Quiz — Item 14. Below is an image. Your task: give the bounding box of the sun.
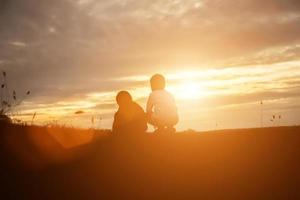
[171,81,202,100]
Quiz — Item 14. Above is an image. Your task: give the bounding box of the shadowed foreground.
[0,124,300,199]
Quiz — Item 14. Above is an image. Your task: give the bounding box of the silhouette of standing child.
[112,91,147,134]
[146,74,178,133]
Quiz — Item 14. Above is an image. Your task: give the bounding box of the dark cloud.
[93,103,116,110]
[0,0,300,107]
[223,45,300,67]
[203,0,300,15]
[201,87,300,108]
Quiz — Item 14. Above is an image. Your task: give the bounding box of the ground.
[0,123,300,199]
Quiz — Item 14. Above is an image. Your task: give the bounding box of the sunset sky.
[0,0,300,130]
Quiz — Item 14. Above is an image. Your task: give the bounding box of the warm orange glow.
[171,81,203,100]
[15,61,300,130]
[46,127,95,149]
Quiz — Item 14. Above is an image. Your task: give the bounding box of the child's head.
[116,91,132,107]
[150,74,165,91]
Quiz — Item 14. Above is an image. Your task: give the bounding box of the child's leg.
[147,113,159,126]
[147,113,157,127]
[165,116,178,133]
[147,114,166,133]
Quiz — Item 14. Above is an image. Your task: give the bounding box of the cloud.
[224,45,300,66]
[203,88,300,108]
[10,41,27,47]
[93,103,116,110]
[1,0,300,129]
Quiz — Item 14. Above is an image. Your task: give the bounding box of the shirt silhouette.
[112,91,147,134]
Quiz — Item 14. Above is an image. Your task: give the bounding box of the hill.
[0,123,300,199]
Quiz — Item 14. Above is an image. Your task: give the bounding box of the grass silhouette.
[0,71,30,123]
[0,122,299,199]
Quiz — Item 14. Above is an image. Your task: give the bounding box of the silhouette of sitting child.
[146,74,178,133]
[112,91,147,134]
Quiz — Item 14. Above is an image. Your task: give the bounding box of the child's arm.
[112,112,121,133]
[146,95,153,115]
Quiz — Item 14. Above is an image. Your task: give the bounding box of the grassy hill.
[0,123,300,199]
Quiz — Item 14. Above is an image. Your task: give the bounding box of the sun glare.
[172,81,202,100]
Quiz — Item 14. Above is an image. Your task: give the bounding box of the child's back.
[113,91,147,134]
[146,74,178,130]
